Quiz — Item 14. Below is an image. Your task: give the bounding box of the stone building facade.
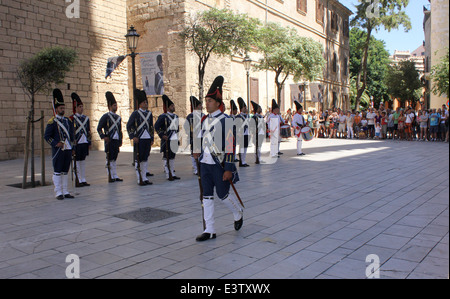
[0,0,351,160]
[423,0,449,109]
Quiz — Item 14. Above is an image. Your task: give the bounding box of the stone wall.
[0,0,129,161]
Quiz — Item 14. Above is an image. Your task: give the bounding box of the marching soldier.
[44,89,75,200]
[97,92,123,182]
[71,92,91,187]
[268,99,284,158]
[193,76,244,242]
[236,98,250,167]
[154,95,181,181]
[292,100,306,156]
[127,89,154,185]
[251,101,265,164]
[184,96,204,175]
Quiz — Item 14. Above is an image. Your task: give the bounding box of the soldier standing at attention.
[44,89,75,200]
[251,101,265,164]
[292,100,306,156]
[127,89,154,185]
[71,92,91,187]
[97,92,123,182]
[236,97,250,167]
[155,95,181,181]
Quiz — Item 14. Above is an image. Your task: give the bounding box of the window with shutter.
[297,0,307,14]
[316,0,324,24]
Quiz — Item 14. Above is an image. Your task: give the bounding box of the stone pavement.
[0,137,448,279]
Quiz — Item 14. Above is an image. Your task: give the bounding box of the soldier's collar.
[209,110,222,118]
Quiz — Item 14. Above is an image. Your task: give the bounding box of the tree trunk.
[198,62,205,101]
[22,111,31,189]
[31,94,35,187]
[355,24,373,110]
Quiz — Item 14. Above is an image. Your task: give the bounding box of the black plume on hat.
[105,91,117,107]
[272,99,279,110]
[206,76,224,102]
[190,96,201,112]
[71,92,82,115]
[251,101,260,113]
[134,89,148,106]
[162,94,174,113]
[230,100,238,112]
[71,92,83,107]
[294,100,303,111]
[53,89,65,111]
[237,97,246,110]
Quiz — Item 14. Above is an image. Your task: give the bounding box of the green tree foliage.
[385,59,423,105]
[430,48,449,98]
[255,22,326,106]
[349,27,390,109]
[351,0,411,109]
[180,8,260,100]
[17,46,77,187]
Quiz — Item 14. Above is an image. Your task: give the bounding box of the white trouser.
[222,193,244,221]
[297,135,303,155]
[53,173,70,197]
[76,160,87,183]
[202,193,244,234]
[135,161,148,183]
[163,159,175,179]
[191,156,198,174]
[347,126,354,139]
[106,161,119,179]
[239,147,247,164]
[203,196,215,234]
[53,173,63,197]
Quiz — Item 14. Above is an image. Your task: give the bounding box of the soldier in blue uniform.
[127,89,154,185]
[236,97,250,167]
[154,95,181,181]
[71,92,91,187]
[97,92,123,182]
[229,100,238,119]
[184,96,204,175]
[251,101,265,164]
[193,76,244,242]
[44,89,75,200]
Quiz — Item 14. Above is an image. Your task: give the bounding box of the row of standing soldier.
[43,87,265,200]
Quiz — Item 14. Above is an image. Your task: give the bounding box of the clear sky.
[339,0,429,55]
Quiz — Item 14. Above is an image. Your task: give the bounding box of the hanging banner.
[105,55,127,79]
[140,52,164,96]
[309,83,324,103]
[290,84,306,106]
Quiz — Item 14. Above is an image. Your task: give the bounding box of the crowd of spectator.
[273,104,449,143]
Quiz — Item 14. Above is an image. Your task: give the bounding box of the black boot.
[195,233,216,242]
[234,217,243,231]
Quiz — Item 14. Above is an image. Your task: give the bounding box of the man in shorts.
[429,109,440,141]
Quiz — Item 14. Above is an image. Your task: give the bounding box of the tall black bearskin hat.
[237,97,246,111]
[105,91,117,107]
[205,76,224,103]
[294,100,303,112]
[162,94,174,113]
[190,96,201,112]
